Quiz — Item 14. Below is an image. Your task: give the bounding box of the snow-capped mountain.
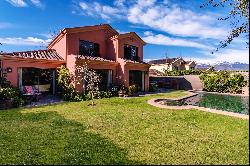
[196,62,249,71]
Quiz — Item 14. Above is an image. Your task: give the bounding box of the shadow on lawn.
[0,109,141,165]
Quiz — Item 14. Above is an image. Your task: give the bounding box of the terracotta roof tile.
[121,58,150,65]
[76,55,116,62]
[148,58,177,64]
[0,49,64,61]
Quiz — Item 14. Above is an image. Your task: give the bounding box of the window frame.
[79,40,100,57]
[124,44,139,61]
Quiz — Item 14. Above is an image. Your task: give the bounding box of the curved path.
[147,92,249,120]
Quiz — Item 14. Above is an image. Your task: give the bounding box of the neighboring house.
[148,57,196,73]
[0,24,150,94]
[149,69,164,76]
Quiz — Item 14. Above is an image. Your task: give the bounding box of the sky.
[0,0,249,64]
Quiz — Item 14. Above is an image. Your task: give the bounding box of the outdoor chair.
[23,86,42,103]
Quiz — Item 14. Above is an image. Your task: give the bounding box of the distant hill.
[196,62,249,71]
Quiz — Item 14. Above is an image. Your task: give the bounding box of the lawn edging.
[147,91,249,120]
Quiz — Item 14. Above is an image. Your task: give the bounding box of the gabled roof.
[0,49,64,61]
[48,24,119,49]
[148,58,177,64]
[112,32,146,45]
[148,57,195,65]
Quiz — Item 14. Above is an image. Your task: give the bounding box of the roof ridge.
[1,49,64,61]
[11,49,56,54]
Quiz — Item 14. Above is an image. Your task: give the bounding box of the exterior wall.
[152,60,196,72]
[3,26,150,92]
[1,59,63,87]
[67,30,106,59]
[117,37,144,61]
[73,59,118,93]
[185,62,196,70]
[50,35,67,60]
[171,60,186,71]
[150,75,203,90]
[66,30,118,61]
[150,64,167,73]
[107,39,117,61]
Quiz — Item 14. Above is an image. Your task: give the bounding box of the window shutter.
[94,43,100,57]
[136,47,138,61]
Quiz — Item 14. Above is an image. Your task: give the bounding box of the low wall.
[150,75,203,90]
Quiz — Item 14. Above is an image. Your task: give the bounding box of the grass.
[0,90,248,165]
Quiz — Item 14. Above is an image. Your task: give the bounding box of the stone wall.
[150,75,203,91]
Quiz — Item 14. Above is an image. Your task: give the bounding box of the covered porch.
[0,55,65,95]
[123,61,150,91]
[73,55,118,93]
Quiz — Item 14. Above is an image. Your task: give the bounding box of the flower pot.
[118,90,126,97]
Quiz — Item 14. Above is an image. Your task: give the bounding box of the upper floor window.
[173,66,179,71]
[124,44,138,61]
[79,40,100,57]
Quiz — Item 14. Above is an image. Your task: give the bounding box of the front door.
[129,70,145,91]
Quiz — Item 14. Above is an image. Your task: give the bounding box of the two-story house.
[0,24,150,94]
[148,57,196,73]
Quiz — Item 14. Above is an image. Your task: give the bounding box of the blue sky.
[0,0,249,64]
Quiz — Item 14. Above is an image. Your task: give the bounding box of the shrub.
[0,77,25,108]
[164,69,204,76]
[200,71,247,94]
[128,84,137,96]
[109,86,119,97]
[95,91,112,99]
[57,65,82,101]
[149,83,159,92]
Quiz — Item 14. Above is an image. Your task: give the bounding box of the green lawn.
[0,91,248,165]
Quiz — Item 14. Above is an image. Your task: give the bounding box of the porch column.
[52,70,56,95]
[142,71,145,91]
[17,68,22,90]
[107,70,113,88]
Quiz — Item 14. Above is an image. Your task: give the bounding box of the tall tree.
[201,0,249,52]
[75,62,101,106]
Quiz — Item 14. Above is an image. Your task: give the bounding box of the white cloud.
[128,1,227,39]
[77,1,124,20]
[143,32,212,49]
[137,0,156,7]
[189,49,249,64]
[5,0,44,8]
[0,37,52,46]
[74,0,228,40]
[30,0,44,9]
[144,31,154,36]
[5,0,27,7]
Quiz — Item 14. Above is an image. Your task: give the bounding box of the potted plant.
[118,84,127,97]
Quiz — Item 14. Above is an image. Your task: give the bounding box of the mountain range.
[196,62,249,71]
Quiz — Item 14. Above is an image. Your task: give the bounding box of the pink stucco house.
[0,24,150,94]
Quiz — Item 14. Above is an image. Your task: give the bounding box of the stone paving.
[24,95,64,108]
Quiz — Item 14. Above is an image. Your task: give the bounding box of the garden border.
[147,91,249,120]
